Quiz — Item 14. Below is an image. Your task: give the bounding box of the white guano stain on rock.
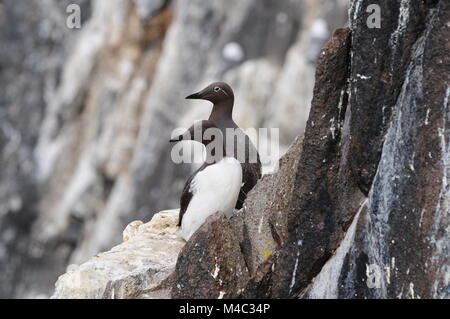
[212,264,220,279]
[430,86,450,298]
[307,199,368,299]
[390,0,410,47]
[289,250,300,294]
[356,74,371,80]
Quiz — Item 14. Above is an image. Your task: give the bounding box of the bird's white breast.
[177,157,242,241]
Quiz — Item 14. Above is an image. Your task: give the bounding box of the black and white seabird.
[170,120,242,241]
[185,82,262,209]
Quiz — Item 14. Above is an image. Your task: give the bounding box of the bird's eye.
[214,87,220,92]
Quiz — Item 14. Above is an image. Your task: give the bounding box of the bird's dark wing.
[178,163,208,226]
[178,185,193,227]
[236,161,261,209]
[234,132,262,209]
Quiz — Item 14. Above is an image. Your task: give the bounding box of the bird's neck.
[209,100,234,122]
[204,144,226,165]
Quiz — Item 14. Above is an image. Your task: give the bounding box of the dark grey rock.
[172,0,449,299]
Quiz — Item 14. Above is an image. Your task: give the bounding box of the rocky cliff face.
[0,0,348,298]
[170,0,448,299]
[3,0,449,299]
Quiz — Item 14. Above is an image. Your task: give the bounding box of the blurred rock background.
[0,0,348,298]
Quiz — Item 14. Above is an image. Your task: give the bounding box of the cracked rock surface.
[52,209,184,299]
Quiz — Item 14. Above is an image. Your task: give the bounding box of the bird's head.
[185,82,234,105]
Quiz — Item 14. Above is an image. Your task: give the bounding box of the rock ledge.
[51,209,184,299]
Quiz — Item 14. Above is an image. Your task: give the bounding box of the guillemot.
[185,82,262,209]
[170,120,242,241]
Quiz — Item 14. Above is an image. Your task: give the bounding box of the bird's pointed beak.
[169,135,183,143]
[185,92,202,100]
